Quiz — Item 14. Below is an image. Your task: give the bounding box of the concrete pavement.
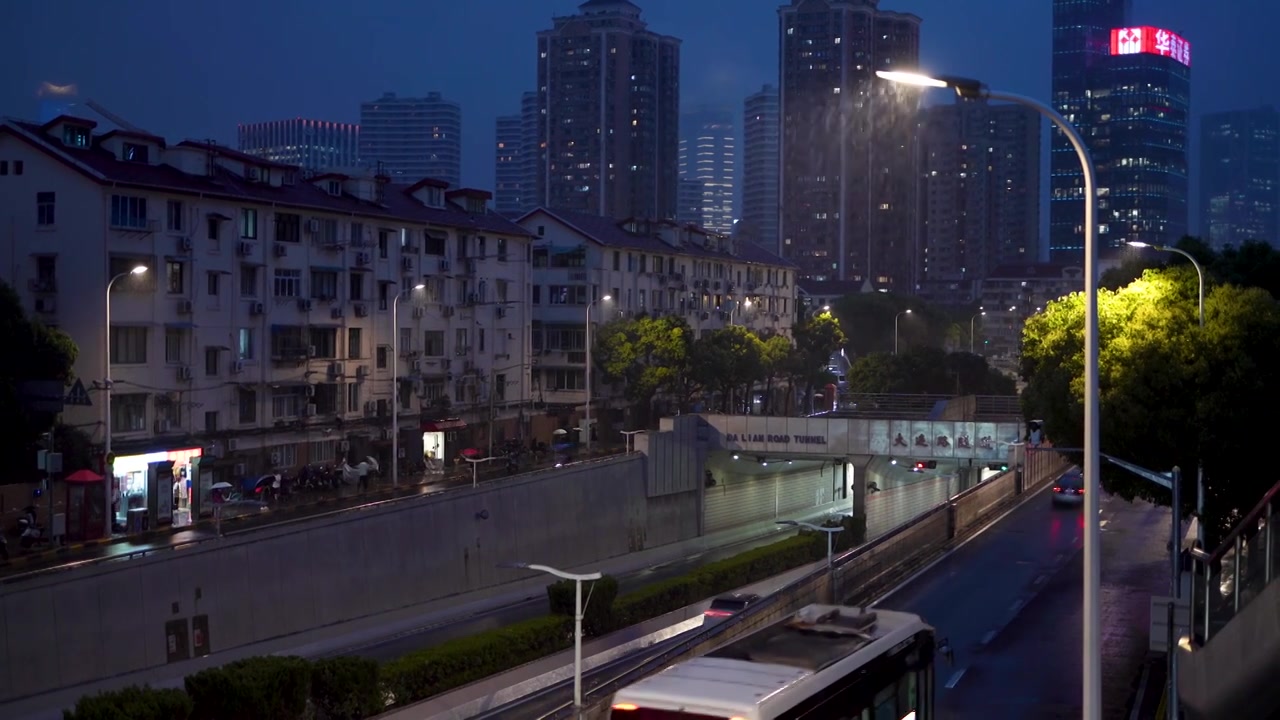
[880,483,1171,719]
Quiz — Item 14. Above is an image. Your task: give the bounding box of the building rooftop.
[708,605,890,673]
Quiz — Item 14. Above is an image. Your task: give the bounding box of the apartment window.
[240,208,258,239]
[496,237,508,262]
[63,125,90,147]
[346,383,361,414]
[532,286,541,304]
[110,327,147,364]
[167,200,184,232]
[36,192,55,226]
[275,213,301,243]
[478,328,486,353]
[423,232,446,256]
[34,256,56,290]
[110,394,147,433]
[316,218,339,246]
[269,444,299,467]
[237,388,257,424]
[613,251,621,271]
[545,369,585,391]
[309,327,338,358]
[271,386,308,419]
[495,373,507,401]
[349,272,365,301]
[166,261,185,294]
[548,285,587,305]
[347,328,362,359]
[110,195,148,229]
[204,347,219,376]
[207,216,220,242]
[240,265,258,296]
[273,268,301,297]
[454,328,468,353]
[399,328,412,354]
[12,161,22,175]
[496,279,509,303]
[378,229,391,259]
[423,330,445,356]
[350,222,364,246]
[270,325,305,358]
[0,161,6,175]
[154,396,179,431]
[545,328,585,351]
[311,270,339,300]
[376,345,389,370]
[165,327,187,364]
[207,271,220,297]
[204,411,218,434]
[312,383,340,414]
[237,328,255,360]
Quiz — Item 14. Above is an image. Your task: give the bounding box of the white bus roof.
[612,605,930,719]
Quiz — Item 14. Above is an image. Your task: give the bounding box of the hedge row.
[67,518,860,718]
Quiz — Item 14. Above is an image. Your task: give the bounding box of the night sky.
[3,0,1276,234]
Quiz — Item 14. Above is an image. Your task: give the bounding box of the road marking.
[1100,520,1110,528]
[1033,573,1048,586]
[981,630,997,646]
[945,668,968,689]
[1009,598,1024,614]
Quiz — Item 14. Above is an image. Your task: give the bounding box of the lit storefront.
[421,418,466,471]
[111,447,203,532]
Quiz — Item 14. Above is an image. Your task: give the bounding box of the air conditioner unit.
[230,360,244,374]
[177,299,193,314]
[439,259,451,272]
[356,365,369,379]
[298,298,313,312]
[353,303,369,317]
[250,301,265,315]
[338,440,350,452]
[237,242,254,256]
[329,361,344,378]
[274,243,288,258]
[465,258,478,274]
[270,451,282,466]
[178,365,193,381]
[234,462,246,475]
[227,439,239,452]
[305,384,316,398]
[400,257,413,271]
[441,358,452,370]
[331,307,344,319]
[178,237,193,253]
[306,345,317,358]
[495,306,507,319]
[356,252,371,266]
[411,358,423,373]
[307,218,320,233]
[304,404,318,417]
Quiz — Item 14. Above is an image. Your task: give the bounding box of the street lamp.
[1129,241,1207,528]
[970,308,986,354]
[104,264,147,536]
[584,294,611,456]
[893,309,912,355]
[464,455,502,487]
[879,69,1102,720]
[501,561,603,712]
[390,283,425,487]
[777,520,842,570]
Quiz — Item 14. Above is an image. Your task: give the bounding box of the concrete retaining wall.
[0,454,695,703]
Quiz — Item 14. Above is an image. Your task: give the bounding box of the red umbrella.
[65,469,104,483]
[460,447,481,458]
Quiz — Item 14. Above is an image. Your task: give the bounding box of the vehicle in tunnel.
[703,593,761,623]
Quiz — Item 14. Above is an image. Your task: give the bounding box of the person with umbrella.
[209,481,233,535]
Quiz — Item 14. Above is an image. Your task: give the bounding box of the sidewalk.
[0,504,836,720]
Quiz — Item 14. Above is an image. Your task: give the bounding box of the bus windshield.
[611,707,731,720]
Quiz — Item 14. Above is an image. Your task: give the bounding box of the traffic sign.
[65,379,93,407]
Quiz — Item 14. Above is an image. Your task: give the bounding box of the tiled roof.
[3,118,531,238]
[525,207,797,268]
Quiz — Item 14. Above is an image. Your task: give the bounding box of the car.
[703,592,760,622]
[1052,469,1085,506]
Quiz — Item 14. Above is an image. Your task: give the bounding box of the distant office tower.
[1050,0,1132,259]
[677,178,704,226]
[743,85,781,254]
[1091,26,1191,249]
[359,92,462,186]
[919,98,1041,304]
[520,91,540,212]
[494,114,526,215]
[778,0,922,289]
[237,119,360,174]
[1201,107,1280,249]
[537,0,680,220]
[679,109,736,232]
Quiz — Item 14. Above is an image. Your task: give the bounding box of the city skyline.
[4,0,1272,236]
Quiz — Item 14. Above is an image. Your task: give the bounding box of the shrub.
[611,574,708,627]
[546,574,620,636]
[185,655,311,720]
[311,656,384,720]
[381,614,571,708]
[63,685,192,720]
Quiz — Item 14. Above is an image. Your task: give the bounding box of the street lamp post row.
[969,308,986,354]
[104,265,148,539]
[893,309,912,355]
[878,70,1103,720]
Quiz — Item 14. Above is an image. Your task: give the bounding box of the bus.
[609,604,937,720]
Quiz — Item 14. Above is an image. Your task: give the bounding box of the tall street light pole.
[104,265,147,538]
[893,309,912,355]
[390,283,425,488]
[584,294,611,456]
[969,308,986,354]
[879,69,1102,720]
[501,562,602,712]
[1129,241,1207,530]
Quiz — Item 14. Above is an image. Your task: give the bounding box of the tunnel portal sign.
[724,433,827,447]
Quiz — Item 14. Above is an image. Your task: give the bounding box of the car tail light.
[704,609,734,617]
[1053,486,1061,492]
[612,703,638,711]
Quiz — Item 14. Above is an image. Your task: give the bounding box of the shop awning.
[422,419,467,432]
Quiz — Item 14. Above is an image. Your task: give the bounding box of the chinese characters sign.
[1111,27,1191,67]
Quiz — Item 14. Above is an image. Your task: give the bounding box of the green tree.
[1020,267,1280,540]
[691,326,764,412]
[0,281,79,483]
[831,293,962,355]
[847,348,1015,395]
[593,314,692,426]
[785,313,847,413]
[758,334,794,415]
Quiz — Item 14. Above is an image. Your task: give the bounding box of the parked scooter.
[18,506,46,549]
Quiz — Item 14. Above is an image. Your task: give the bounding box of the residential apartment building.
[977,263,1085,356]
[237,118,361,175]
[679,109,737,233]
[536,0,681,220]
[742,85,781,254]
[778,0,922,289]
[919,98,1041,305]
[0,114,532,516]
[516,207,797,427]
[359,92,462,187]
[1200,106,1280,249]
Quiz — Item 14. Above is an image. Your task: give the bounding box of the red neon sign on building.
[1111,27,1191,67]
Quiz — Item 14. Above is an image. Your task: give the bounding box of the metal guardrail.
[0,452,638,587]
[466,452,1071,719]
